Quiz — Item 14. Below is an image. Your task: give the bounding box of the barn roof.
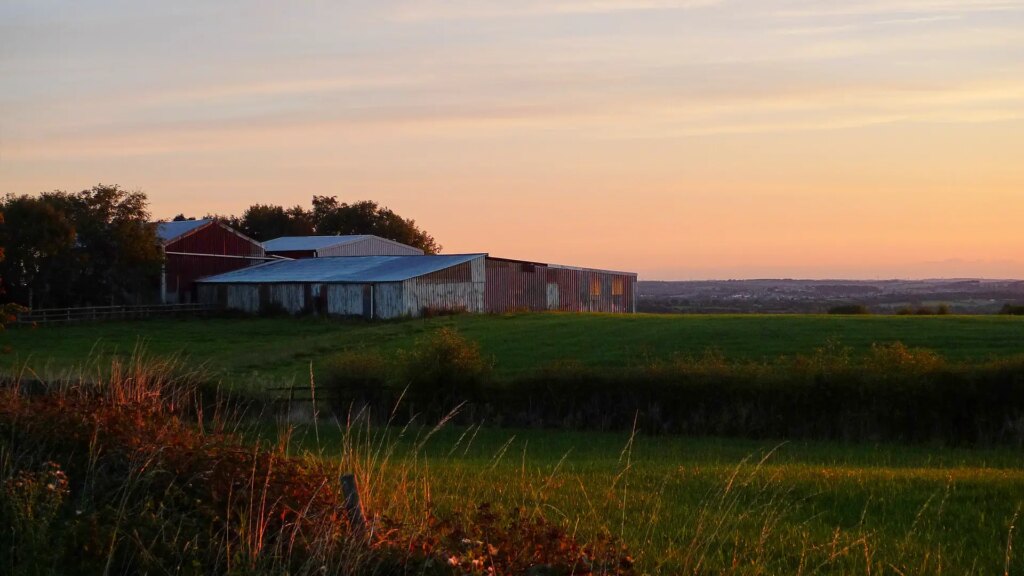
[197,254,485,284]
[154,219,213,243]
[263,235,377,251]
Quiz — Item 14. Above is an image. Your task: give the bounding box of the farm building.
[195,254,636,318]
[155,219,272,303]
[263,235,424,258]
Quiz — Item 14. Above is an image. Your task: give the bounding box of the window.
[590,277,602,298]
[612,277,624,296]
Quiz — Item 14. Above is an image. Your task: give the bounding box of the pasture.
[302,423,1024,574]
[3,313,1024,573]
[5,313,1024,387]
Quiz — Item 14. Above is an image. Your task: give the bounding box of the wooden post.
[340,473,366,535]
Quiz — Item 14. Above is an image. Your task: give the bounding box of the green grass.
[285,423,1024,574]
[5,313,1024,389]
[5,314,1024,572]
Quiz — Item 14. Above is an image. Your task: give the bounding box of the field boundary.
[15,303,211,325]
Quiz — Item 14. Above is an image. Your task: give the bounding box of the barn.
[196,254,485,318]
[195,254,637,317]
[263,235,424,258]
[155,219,271,303]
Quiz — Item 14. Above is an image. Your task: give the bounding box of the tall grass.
[0,352,634,575]
[1,349,1021,574]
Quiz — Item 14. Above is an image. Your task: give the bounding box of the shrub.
[0,354,634,575]
[0,461,69,574]
[398,327,492,405]
[827,304,870,315]
[895,305,950,315]
[1,303,27,330]
[1000,303,1024,315]
[321,349,392,411]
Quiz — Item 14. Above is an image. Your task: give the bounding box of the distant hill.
[638,279,1024,314]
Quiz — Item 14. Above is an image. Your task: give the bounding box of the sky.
[1,0,1022,280]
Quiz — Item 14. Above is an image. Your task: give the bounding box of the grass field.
[5,313,1024,388]
[284,421,1024,574]
[4,313,1024,573]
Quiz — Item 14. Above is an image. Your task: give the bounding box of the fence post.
[340,473,366,535]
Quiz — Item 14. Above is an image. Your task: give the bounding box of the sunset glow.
[2,1,1022,279]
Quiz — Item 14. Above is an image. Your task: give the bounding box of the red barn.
[154,219,270,303]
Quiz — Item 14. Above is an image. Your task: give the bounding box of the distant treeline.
[319,328,1024,446]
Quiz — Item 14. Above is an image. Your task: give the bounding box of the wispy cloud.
[388,0,722,21]
[776,0,1024,18]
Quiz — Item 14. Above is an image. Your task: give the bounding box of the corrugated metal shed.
[263,235,424,257]
[196,254,486,319]
[198,254,485,284]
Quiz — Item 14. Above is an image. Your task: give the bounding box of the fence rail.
[15,303,211,325]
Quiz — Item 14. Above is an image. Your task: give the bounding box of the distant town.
[638,278,1024,314]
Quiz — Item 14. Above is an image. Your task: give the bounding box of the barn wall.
[164,223,266,302]
[402,260,485,316]
[319,237,424,257]
[484,258,549,313]
[268,284,306,314]
[373,283,405,319]
[225,285,260,313]
[545,267,636,313]
[326,284,365,316]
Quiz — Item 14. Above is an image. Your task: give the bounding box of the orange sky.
[2,1,1022,279]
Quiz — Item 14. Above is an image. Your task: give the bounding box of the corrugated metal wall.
[403,260,485,315]
[319,237,424,257]
[326,284,364,315]
[196,255,635,318]
[545,267,636,313]
[484,258,549,313]
[374,284,405,318]
[165,223,266,302]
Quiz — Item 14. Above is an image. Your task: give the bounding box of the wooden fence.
[15,303,211,325]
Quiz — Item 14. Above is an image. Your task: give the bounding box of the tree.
[0,185,162,308]
[310,196,440,253]
[0,194,76,307]
[62,185,163,305]
[235,204,314,242]
[0,209,28,329]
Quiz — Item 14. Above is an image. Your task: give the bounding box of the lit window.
[590,277,602,298]
[612,278,624,296]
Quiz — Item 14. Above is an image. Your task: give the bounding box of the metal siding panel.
[326,284,364,315]
[484,258,548,313]
[268,284,305,313]
[373,283,404,319]
[226,285,260,313]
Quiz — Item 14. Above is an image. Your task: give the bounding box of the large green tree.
[0,195,76,307]
[225,197,440,253]
[0,185,162,308]
[229,204,314,242]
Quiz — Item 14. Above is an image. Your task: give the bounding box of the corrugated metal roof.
[263,235,373,251]
[154,219,212,243]
[197,254,485,283]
